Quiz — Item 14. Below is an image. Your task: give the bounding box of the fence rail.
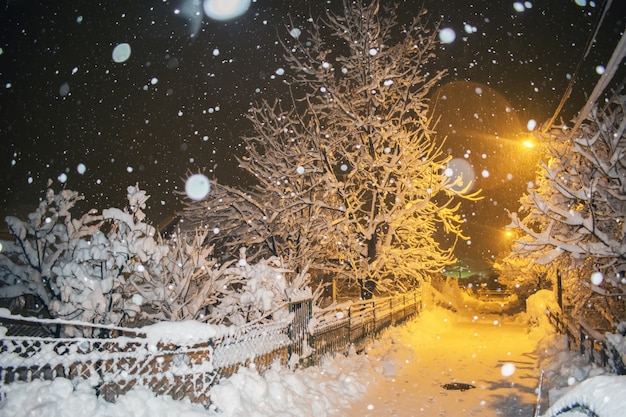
[474,289,512,301]
[0,290,421,406]
[546,308,626,375]
[311,291,420,364]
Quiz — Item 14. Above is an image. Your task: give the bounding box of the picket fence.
[0,290,421,406]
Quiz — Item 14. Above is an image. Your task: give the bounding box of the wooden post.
[556,270,563,311]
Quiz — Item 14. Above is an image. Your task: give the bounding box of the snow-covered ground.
[342,309,542,416]
[1,291,625,417]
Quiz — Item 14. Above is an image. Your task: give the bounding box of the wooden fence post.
[579,327,585,355]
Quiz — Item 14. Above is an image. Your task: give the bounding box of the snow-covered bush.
[0,182,98,316]
[207,248,309,326]
[0,184,170,334]
[1,183,313,333]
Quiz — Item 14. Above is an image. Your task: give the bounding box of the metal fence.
[546,308,626,375]
[0,314,292,405]
[311,291,421,364]
[0,290,421,406]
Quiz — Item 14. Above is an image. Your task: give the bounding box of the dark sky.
[1,0,624,267]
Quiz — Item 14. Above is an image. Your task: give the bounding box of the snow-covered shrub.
[0,183,97,314]
[208,248,309,326]
[0,184,172,334]
[1,181,319,334]
[134,226,234,323]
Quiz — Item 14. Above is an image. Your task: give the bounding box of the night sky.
[1,0,624,268]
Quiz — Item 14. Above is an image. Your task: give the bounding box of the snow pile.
[537,333,607,403]
[526,289,561,329]
[0,346,375,417]
[209,357,372,416]
[529,290,626,412]
[541,375,626,417]
[529,290,603,404]
[143,320,229,345]
[428,277,516,314]
[0,378,208,417]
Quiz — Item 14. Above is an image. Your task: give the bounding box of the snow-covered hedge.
[0,184,310,334]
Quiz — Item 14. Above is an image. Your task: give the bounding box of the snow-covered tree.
[180,181,279,263]
[508,91,626,327]
[235,0,476,293]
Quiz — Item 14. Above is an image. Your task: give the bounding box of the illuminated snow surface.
[1,289,625,416]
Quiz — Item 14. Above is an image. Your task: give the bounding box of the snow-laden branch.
[508,90,626,326]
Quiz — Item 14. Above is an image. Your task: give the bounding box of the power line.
[541,0,614,132]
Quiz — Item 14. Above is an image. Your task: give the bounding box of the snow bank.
[536,333,607,404]
[0,352,375,417]
[208,356,372,417]
[526,289,560,329]
[428,278,516,314]
[0,378,208,417]
[541,375,626,417]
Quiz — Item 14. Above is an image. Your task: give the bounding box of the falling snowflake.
[203,0,251,21]
[439,28,456,44]
[112,43,131,63]
[185,174,211,200]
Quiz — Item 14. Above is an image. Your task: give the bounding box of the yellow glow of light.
[522,140,535,149]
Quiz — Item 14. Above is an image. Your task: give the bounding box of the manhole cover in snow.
[441,382,476,391]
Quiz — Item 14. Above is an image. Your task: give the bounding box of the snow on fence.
[546,308,626,375]
[311,291,421,364]
[0,291,421,406]
[0,313,292,405]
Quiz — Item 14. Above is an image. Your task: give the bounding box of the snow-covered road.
[343,309,545,416]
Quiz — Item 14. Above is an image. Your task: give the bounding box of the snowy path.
[342,309,544,416]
